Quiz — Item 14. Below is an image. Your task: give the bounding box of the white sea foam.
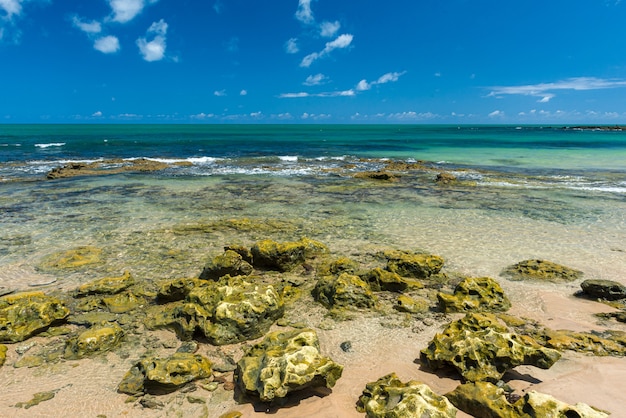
[35,143,66,148]
[278,156,298,162]
[124,156,219,165]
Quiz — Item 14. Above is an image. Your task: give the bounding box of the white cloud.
[214,89,226,97]
[356,71,405,91]
[94,35,120,53]
[72,16,102,34]
[300,33,353,67]
[240,89,247,96]
[356,79,370,91]
[279,89,354,98]
[303,73,327,86]
[320,20,340,38]
[136,19,167,62]
[488,110,504,117]
[191,112,216,120]
[92,111,103,117]
[0,0,22,19]
[295,0,314,24]
[108,0,157,24]
[285,37,299,54]
[488,77,626,102]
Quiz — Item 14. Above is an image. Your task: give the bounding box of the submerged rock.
[501,259,583,283]
[580,279,626,301]
[102,291,145,314]
[38,246,103,270]
[447,382,608,418]
[235,328,343,403]
[438,276,511,313]
[250,237,328,272]
[199,250,253,281]
[0,291,70,343]
[118,352,213,395]
[357,373,457,418]
[420,313,561,383]
[75,271,134,297]
[64,324,125,360]
[383,250,444,279]
[313,273,377,310]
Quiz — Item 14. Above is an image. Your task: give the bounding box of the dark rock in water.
[382,250,444,279]
[157,277,205,303]
[199,250,253,281]
[250,237,328,272]
[340,341,352,352]
[64,324,125,360]
[313,273,377,310]
[446,381,609,418]
[118,352,212,395]
[0,291,70,343]
[437,276,511,313]
[235,328,343,403]
[356,373,457,417]
[435,172,457,184]
[353,170,398,181]
[501,259,583,282]
[74,271,135,297]
[581,279,626,301]
[420,313,561,383]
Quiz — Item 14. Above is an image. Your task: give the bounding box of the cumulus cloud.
[320,20,340,37]
[214,89,226,97]
[488,77,626,102]
[295,0,314,24]
[92,111,103,117]
[300,33,353,67]
[72,16,102,34]
[488,110,504,117]
[94,35,120,53]
[240,89,247,96]
[0,0,22,20]
[356,79,370,91]
[285,37,299,54]
[136,19,167,62]
[356,71,406,91]
[303,73,327,86]
[108,0,158,24]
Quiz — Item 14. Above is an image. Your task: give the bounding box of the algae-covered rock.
[38,245,103,270]
[501,259,583,283]
[146,277,284,345]
[250,237,328,272]
[0,344,6,366]
[580,279,626,301]
[361,267,423,292]
[420,313,561,383]
[357,373,457,418]
[199,250,253,281]
[395,295,430,314]
[383,250,444,279]
[438,276,511,313]
[529,328,626,356]
[157,277,206,302]
[118,352,213,395]
[313,273,377,310]
[321,257,360,276]
[64,324,124,360]
[235,328,343,403]
[102,291,145,314]
[0,292,70,343]
[446,382,608,418]
[75,271,134,297]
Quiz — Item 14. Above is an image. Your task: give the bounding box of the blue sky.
[2,0,626,124]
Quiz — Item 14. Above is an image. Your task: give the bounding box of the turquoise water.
[0,124,625,292]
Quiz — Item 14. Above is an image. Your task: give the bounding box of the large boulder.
[118,352,212,395]
[580,279,626,301]
[146,276,284,345]
[0,291,70,343]
[199,250,253,280]
[501,259,583,283]
[383,250,444,279]
[64,324,125,359]
[313,273,377,310]
[447,382,608,418]
[250,237,328,272]
[357,373,458,417]
[235,328,343,403]
[420,313,561,383]
[438,276,511,313]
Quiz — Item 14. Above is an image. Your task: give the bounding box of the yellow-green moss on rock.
[313,273,377,310]
[0,344,6,366]
[64,324,125,360]
[199,250,253,281]
[420,313,561,383]
[118,352,213,395]
[383,250,444,279]
[361,267,423,292]
[38,245,103,270]
[75,271,134,297]
[235,328,343,403]
[0,291,70,343]
[501,259,583,283]
[438,276,511,313]
[357,373,458,417]
[250,237,328,272]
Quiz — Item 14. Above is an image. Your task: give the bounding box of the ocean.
[1,124,625,290]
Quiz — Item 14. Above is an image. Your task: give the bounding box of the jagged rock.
[420,313,561,383]
[438,276,511,313]
[235,328,343,403]
[435,172,458,185]
[250,237,328,272]
[118,352,213,395]
[313,273,377,310]
[383,250,444,279]
[361,267,423,292]
[395,295,430,314]
[0,291,70,343]
[75,271,134,296]
[157,277,206,302]
[580,279,626,301]
[0,344,6,366]
[322,257,360,275]
[146,276,284,345]
[38,246,103,270]
[357,373,458,417]
[529,328,626,356]
[501,259,583,282]
[446,382,608,418]
[64,324,125,359]
[199,250,253,280]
